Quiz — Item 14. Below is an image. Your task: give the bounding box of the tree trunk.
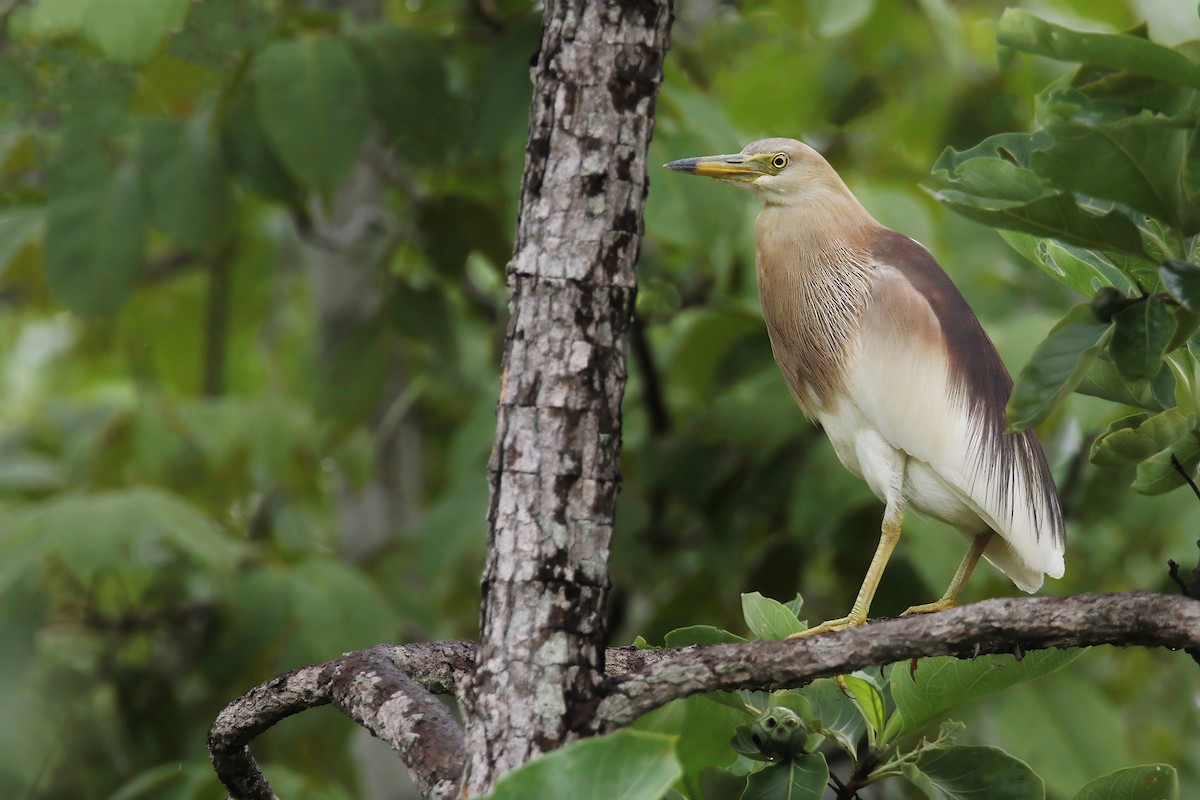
[459,1,673,793]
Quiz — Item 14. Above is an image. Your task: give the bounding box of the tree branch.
[598,592,1200,727]
[210,593,1198,797]
[209,642,474,800]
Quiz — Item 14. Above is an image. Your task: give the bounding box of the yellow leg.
[790,491,905,638]
[901,530,993,616]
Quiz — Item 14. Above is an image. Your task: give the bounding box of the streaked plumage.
[666,138,1064,631]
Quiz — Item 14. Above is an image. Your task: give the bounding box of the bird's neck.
[754,195,880,415]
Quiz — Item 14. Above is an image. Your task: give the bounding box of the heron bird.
[664,138,1065,635]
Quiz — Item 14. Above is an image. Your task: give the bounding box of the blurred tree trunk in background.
[307,2,423,797]
[459,0,673,793]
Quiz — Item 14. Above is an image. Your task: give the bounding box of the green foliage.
[1073,765,1179,800]
[929,11,1200,497]
[483,730,681,800]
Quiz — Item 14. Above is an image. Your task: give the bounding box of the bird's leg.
[901,530,993,616]
[790,488,905,638]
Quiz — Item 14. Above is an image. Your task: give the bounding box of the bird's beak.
[663,153,764,182]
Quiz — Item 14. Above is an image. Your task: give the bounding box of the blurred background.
[0,0,1197,798]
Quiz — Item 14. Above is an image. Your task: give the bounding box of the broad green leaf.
[840,675,885,736]
[1089,409,1192,469]
[1007,304,1111,431]
[26,0,86,39]
[139,112,231,248]
[884,649,1082,739]
[1160,260,1200,313]
[634,696,748,786]
[1073,764,1178,800]
[932,130,1052,174]
[1032,93,1196,234]
[930,147,1050,203]
[220,79,302,204]
[253,35,369,194]
[44,153,146,316]
[485,730,681,800]
[741,754,827,800]
[1108,298,1177,381]
[741,592,805,640]
[1131,431,1200,494]
[795,679,865,756]
[698,767,747,800]
[82,0,190,63]
[1076,357,1175,410]
[997,10,1200,89]
[997,230,1133,298]
[663,625,746,647]
[929,189,1145,259]
[349,23,457,166]
[904,746,1044,800]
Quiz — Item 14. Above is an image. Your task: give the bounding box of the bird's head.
[664,138,845,206]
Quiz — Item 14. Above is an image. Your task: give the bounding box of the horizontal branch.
[597,592,1200,727]
[209,593,1199,798]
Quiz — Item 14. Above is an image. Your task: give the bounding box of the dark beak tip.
[663,158,697,173]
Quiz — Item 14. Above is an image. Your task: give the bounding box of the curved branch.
[208,642,474,800]
[597,592,1200,728]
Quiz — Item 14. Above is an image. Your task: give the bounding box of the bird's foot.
[900,598,955,617]
[785,613,865,639]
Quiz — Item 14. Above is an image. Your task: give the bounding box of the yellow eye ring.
[771,153,789,170]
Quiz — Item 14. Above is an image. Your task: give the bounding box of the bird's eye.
[771,153,789,170]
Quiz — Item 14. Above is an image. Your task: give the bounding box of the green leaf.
[663,625,746,647]
[840,676,885,736]
[740,754,827,800]
[139,111,231,248]
[1076,357,1175,410]
[884,649,1082,739]
[997,10,1200,89]
[634,695,748,787]
[1073,764,1178,800]
[220,78,303,204]
[930,140,1050,202]
[1007,304,1112,430]
[929,189,1146,258]
[1108,298,1177,381]
[44,153,146,316]
[26,0,87,39]
[904,745,1044,800]
[1031,91,1196,234]
[1160,260,1200,313]
[1089,409,1192,469]
[698,767,747,800]
[795,679,865,756]
[997,231,1135,298]
[484,730,681,800]
[253,35,369,194]
[741,592,805,640]
[1131,430,1200,494]
[82,0,190,63]
[348,23,457,166]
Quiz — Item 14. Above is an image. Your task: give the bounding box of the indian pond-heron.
[664,138,1065,635]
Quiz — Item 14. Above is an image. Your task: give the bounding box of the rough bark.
[209,592,1200,798]
[458,0,673,794]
